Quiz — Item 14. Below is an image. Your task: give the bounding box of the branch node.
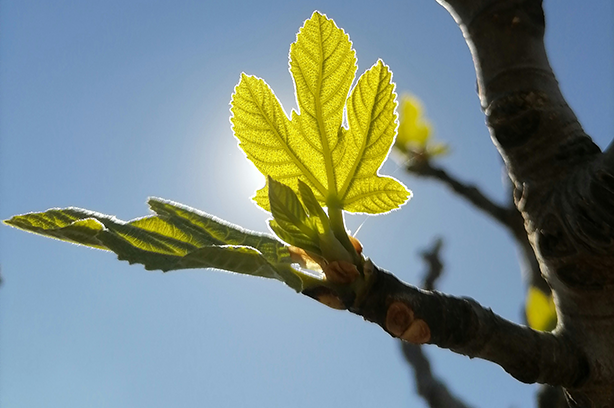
[386,301,414,337]
[402,319,432,344]
[323,261,359,284]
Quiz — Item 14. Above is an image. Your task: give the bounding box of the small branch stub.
[386,301,415,337]
[402,319,431,344]
[386,301,431,344]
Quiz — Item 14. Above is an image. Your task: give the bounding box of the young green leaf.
[4,198,319,291]
[396,94,431,150]
[231,11,410,215]
[268,177,321,252]
[268,219,321,256]
[298,179,329,230]
[395,93,448,161]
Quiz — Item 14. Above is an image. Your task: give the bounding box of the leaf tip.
[3,218,16,227]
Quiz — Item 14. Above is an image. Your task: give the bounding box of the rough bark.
[433,0,614,405]
[357,261,588,387]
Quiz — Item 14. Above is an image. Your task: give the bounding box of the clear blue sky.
[1,1,612,407]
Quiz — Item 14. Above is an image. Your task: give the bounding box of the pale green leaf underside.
[4,198,313,291]
[230,12,410,214]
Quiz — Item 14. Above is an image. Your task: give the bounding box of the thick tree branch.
[432,0,614,403]
[538,385,568,408]
[413,237,566,408]
[304,260,589,388]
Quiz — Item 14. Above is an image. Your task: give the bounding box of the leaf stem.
[327,205,360,265]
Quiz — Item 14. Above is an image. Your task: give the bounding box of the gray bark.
[433,0,614,404]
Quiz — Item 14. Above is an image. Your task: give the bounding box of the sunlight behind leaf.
[230,11,410,215]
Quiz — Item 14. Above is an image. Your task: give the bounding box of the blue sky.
[1,1,612,407]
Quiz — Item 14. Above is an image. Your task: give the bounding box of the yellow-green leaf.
[395,93,448,161]
[298,179,329,230]
[525,286,557,331]
[289,11,357,197]
[396,94,431,150]
[230,12,410,216]
[268,177,321,251]
[342,176,411,214]
[230,74,325,210]
[4,198,321,291]
[336,60,410,213]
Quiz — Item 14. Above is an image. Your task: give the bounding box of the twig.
[336,260,590,388]
[406,160,550,293]
[407,160,515,228]
[401,342,473,408]
[418,237,444,292]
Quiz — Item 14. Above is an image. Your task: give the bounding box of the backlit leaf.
[230,74,322,211]
[231,11,410,215]
[4,198,322,291]
[298,179,329,229]
[395,93,448,160]
[396,94,431,149]
[289,11,357,197]
[336,60,410,213]
[268,177,321,251]
[268,219,321,256]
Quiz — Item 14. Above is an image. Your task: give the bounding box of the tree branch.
[418,237,444,292]
[401,342,473,408]
[319,260,590,388]
[412,237,568,408]
[537,385,568,408]
[408,161,513,228]
[407,160,550,292]
[432,0,614,403]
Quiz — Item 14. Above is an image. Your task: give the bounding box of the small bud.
[349,235,363,255]
[385,301,414,337]
[401,319,431,344]
[319,229,353,263]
